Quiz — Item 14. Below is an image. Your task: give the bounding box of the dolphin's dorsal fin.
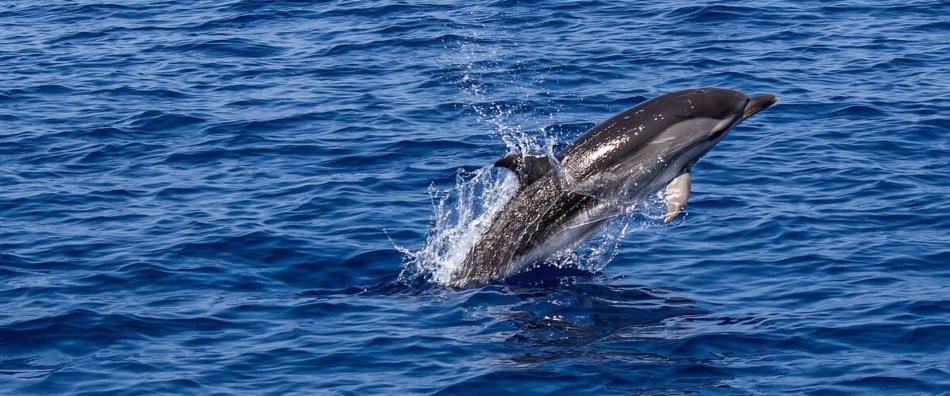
[663,171,691,223]
[494,154,552,186]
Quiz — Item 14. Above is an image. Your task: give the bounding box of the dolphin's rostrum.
[450,88,777,288]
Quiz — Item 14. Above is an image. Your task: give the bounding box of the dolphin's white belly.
[504,159,686,277]
[502,198,622,277]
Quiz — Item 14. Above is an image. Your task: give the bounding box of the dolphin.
[450,88,777,288]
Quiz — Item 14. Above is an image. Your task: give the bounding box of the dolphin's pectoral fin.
[663,172,691,223]
[494,154,552,186]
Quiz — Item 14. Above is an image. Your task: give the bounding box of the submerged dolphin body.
[451,88,777,288]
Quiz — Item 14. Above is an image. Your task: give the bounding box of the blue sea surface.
[1,1,949,394]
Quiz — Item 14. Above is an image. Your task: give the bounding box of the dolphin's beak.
[741,94,777,121]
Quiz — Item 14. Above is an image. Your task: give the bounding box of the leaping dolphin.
[450,88,777,288]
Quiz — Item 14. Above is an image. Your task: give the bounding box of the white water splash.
[394,121,673,286]
[395,162,667,286]
[396,20,670,286]
[396,167,518,285]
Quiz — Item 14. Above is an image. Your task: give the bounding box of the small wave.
[147,38,285,58]
[46,30,108,45]
[321,34,477,57]
[664,5,764,23]
[834,376,943,394]
[120,110,206,132]
[91,86,189,99]
[21,84,76,95]
[829,104,886,117]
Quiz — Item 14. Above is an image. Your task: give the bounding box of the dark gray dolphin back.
[560,88,748,177]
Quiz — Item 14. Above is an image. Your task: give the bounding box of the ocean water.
[1,1,949,394]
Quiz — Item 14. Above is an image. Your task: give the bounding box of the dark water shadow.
[432,266,741,394]
[298,259,759,393]
[303,259,708,351]
[503,282,704,347]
